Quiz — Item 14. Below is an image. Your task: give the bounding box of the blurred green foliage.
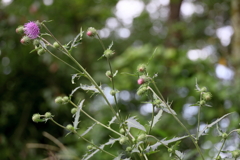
[0,0,238,159]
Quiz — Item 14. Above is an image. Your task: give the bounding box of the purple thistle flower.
[24,21,40,39]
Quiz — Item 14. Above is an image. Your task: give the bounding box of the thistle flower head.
[24,21,40,39]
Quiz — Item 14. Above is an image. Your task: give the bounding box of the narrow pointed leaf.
[108,116,117,127]
[82,138,119,160]
[81,123,96,137]
[73,99,84,128]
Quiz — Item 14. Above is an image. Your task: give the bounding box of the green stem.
[73,131,116,158]
[215,138,226,158]
[69,101,122,137]
[147,135,181,160]
[49,119,116,158]
[42,45,81,73]
[148,85,205,160]
[96,34,106,51]
[197,93,202,140]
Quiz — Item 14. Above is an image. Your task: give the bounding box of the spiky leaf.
[126,116,146,132]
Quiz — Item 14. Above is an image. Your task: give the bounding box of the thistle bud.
[221,133,228,139]
[137,134,146,141]
[119,136,129,145]
[62,96,69,103]
[203,92,212,101]
[137,86,148,96]
[110,90,118,96]
[32,113,41,123]
[199,100,206,106]
[53,41,60,49]
[66,124,75,131]
[106,70,112,78]
[137,75,149,85]
[20,36,31,44]
[33,39,40,46]
[232,150,240,158]
[55,96,63,104]
[71,108,77,114]
[37,48,45,56]
[137,64,147,72]
[168,148,173,153]
[200,87,207,92]
[126,146,132,152]
[44,112,52,118]
[86,27,97,37]
[119,128,125,134]
[104,49,115,59]
[16,26,24,34]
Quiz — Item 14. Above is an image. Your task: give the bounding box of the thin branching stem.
[147,135,182,160]
[215,138,227,158]
[148,84,205,160]
[69,101,122,137]
[49,119,116,158]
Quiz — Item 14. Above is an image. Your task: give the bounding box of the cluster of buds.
[16,21,41,44]
[55,96,69,104]
[198,87,212,106]
[32,112,53,123]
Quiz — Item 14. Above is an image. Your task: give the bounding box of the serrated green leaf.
[198,112,233,138]
[126,116,146,132]
[73,99,84,129]
[82,138,119,160]
[149,109,163,128]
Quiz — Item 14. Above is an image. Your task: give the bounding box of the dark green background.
[1,0,239,159]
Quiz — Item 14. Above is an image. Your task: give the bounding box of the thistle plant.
[17,20,240,160]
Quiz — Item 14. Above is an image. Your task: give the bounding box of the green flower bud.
[104,49,115,58]
[199,100,206,106]
[32,113,41,123]
[221,133,228,139]
[203,92,212,101]
[62,96,69,103]
[66,124,74,131]
[53,41,60,49]
[71,108,77,114]
[137,134,146,141]
[87,27,97,37]
[168,148,173,153]
[37,48,45,56]
[215,156,221,160]
[33,39,40,46]
[119,136,129,145]
[16,26,24,34]
[110,90,119,96]
[106,70,112,78]
[232,150,240,158]
[200,87,207,92]
[20,36,31,45]
[153,99,162,106]
[44,112,52,118]
[87,145,94,150]
[137,64,147,72]
[126,146,132,152]
[119,128,125,134]
[137,86,148,96]
[55,96,63,104]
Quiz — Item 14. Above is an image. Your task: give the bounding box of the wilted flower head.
[24,21,40,39]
